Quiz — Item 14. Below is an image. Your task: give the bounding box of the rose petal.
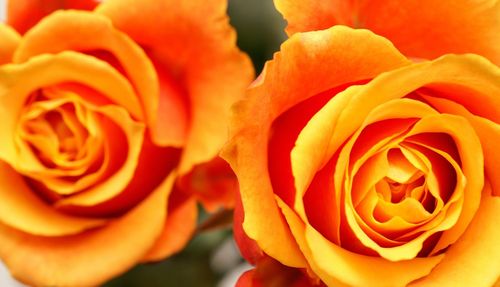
[305,224,443,287]
[96,0,254,167]
[277,196,443,287]
[179,157,239,212]
[0,160,105,236]
[238,257,321,287]
[0,24,20,64]
[141,192,197,261]
[409,191,500,287]
[422,95,500,197]
[233,190,265,265]
[7,0,99,34]
[275,0,500,65]
[0,171,175,286]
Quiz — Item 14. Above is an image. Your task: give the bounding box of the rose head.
[0,0,253,286]
[223,26,500,287]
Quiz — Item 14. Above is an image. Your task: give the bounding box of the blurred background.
[0,0,286,286]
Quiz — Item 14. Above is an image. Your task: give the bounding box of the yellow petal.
[0,24,20,65]
[0,160,105,236]
[0,171,176,286]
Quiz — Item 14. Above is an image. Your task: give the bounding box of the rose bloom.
[0,0,253,285]
[223,23,500,287]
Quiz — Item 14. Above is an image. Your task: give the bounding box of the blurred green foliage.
[104,1,286,286]
[229,0,287,72]
[105,228,231,287]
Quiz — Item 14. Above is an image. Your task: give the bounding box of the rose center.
[19,95,93,168]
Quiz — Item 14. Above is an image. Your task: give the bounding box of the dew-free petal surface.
[409,192,500,287]
[15,10,160,136]
[7,0,99,34]
[96,0,254,168]
[275,0,500,65]
[0,161,105,236]
[0,171,175,286]
[0,24,20,65]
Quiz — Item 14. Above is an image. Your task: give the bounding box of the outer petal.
[179,157,239,212]
[222,25,409,268]
[0,161,105,236]
[234,190,265,265]
[0,24,20,65]
[275,0,500,65]
[237,257,323,287]
[96,0,254,171]
[0,171,176,287]
[7,0,99,34]
[141,192,197,261]
[236,270,261,287]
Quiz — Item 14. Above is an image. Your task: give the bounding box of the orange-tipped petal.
[0,24,20,65]
[96,0,254,168]
[0,171,176,286]
[7,0,99,34]
[275,0,500,65]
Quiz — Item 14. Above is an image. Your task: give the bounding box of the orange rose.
[0,0,253,285]
[223,26,500,286]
